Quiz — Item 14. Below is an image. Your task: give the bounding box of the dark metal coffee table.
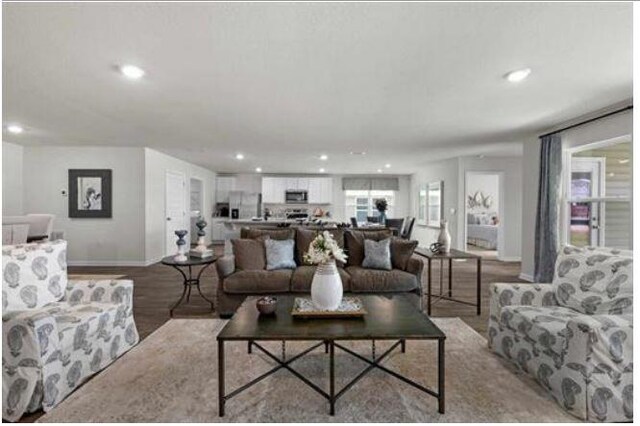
[217,294,446,417]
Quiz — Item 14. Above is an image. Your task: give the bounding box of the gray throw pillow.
[264,239,296,270]
[362,238,392,270]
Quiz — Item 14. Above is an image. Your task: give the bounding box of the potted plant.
[374,198,388,225]
[304,231,348,310]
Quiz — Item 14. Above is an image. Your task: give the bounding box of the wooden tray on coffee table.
[291,297,367,318]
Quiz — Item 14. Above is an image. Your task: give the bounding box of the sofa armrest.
[405,257,424,280]
[216,255,236,279]
[566,314,633,368]
[65,279,134,312]
[2,309,61,420]
[489,282,557,322]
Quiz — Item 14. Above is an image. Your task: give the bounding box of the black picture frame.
[68,169,112,218]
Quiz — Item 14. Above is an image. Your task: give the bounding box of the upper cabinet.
[216,176,237,203]
[261,177,332,204]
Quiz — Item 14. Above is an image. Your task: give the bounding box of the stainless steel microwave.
[285,190,308,204]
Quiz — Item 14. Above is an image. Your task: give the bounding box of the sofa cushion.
[346,266,418,293]
[362,238,392,270]
[344,229,392,267]
[290,265,351,292]
[498,305,579,357]
[243,228,296,241]
[265,239,296,270]
[553,246,633,315]
[223,270,292,294]
[2,240,68,314]
[231,239,266,271]
[391,238,418,270]
[295,228,316,265]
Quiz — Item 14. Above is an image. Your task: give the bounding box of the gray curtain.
[534,134,562,282]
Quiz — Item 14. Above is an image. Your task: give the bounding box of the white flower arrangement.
[304,231,348,265]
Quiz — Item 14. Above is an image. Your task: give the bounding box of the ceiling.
[2,3,632,174]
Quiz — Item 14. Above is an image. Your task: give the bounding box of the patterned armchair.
[2,240,139,421]
[488,246,633,422]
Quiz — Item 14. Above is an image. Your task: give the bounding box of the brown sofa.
[216,227,423,316]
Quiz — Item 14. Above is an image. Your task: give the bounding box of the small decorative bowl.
[256,296,277,315]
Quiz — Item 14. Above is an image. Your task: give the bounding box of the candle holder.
[174,229,188,262]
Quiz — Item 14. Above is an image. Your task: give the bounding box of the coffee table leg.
[329,340,335,416]
[218,339,225,417]
[400,339,406,353]
[427,258,432,315]
[438,337,445,414]
[247,340,252,354]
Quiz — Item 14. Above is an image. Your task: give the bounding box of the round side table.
[161,255,217,316]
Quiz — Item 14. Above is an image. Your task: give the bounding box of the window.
[563,140,632,249]
[345,190,395,223]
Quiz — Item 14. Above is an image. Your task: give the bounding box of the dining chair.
[350,217,359,228]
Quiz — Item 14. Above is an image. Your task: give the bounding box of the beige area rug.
[68,274,127,280]
[38,318,577,423]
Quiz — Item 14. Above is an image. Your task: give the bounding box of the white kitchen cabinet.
[261,177,284,204]
[308,177,333,204]
[216,176,236,203]
[296,178,309,191]
[285,178,298,191]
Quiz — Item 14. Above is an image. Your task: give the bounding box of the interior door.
[569,158,603,246]
[165,171,187,256]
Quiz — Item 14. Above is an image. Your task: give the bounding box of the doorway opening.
[189,178,204,244]
[165,171,187,256]
[464,171,503,260]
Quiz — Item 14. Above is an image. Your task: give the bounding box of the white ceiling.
[2,3,632,174]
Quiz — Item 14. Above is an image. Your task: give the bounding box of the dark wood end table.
[414,248,482,316]
[161,255,217,316]
[217,295,446,417]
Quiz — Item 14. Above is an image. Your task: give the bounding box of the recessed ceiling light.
[319,154,328,161]
[377,169,383,173]
[350,151,366,156]
[505,68,531,83]
[6,124,23,134]
[619,159,630,164]
[235,153,244,160]
[608,172,615,177]
[255,167,262,173]
[385,164,391,169]
[119,64,145,79]
[319,168,326,173]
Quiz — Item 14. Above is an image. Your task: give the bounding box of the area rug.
[38,318,577,422]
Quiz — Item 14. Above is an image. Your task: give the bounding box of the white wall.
[409,155,523,261]
[458,156,523,261]
[410,158,460,248]
[2,141,24,216]
[519,108,633,281]
[144,148,216,263]
[22,146,146,265]
[466,173,500,214]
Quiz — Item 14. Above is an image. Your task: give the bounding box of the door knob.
[166,217,172,221]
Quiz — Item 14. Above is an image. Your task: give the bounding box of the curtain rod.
[538,105,633,139]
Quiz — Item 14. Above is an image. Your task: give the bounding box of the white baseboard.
[518,273,534,282]
[497,256,521,262]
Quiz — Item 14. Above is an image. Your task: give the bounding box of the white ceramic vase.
[438,220,451,253]
[311,260,343,310]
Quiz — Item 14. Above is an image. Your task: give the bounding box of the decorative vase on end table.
[437,220,451,253]
[174,229,188,262]
[190,217,214,258]
[304,231,348,311]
